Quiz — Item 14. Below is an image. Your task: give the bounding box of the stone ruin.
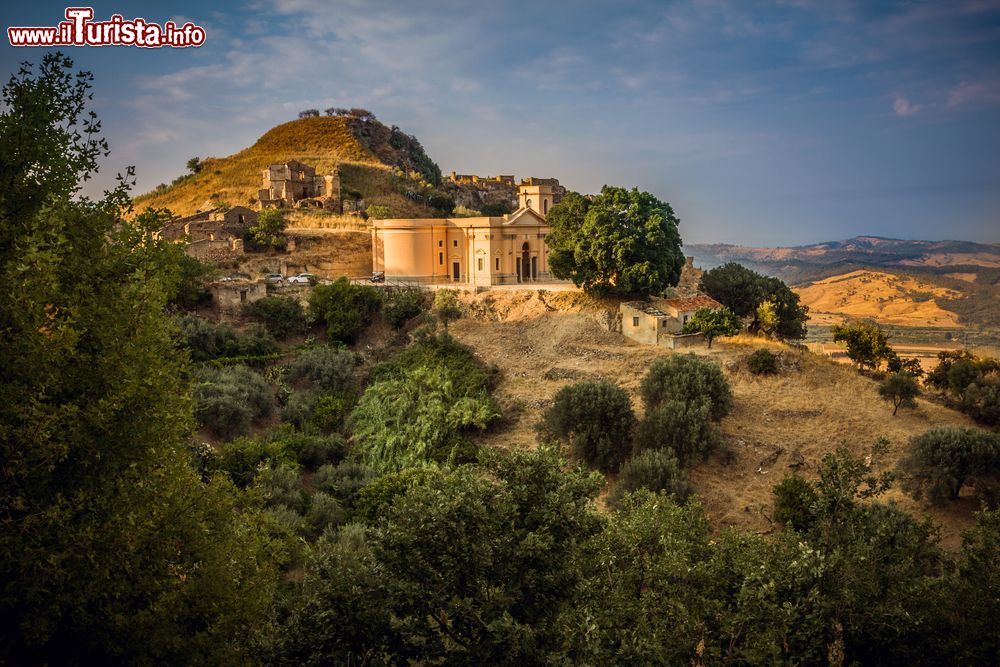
[258,160,341,211]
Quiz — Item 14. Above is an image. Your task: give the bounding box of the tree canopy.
[545,187,684,296]
[699,262,808,339]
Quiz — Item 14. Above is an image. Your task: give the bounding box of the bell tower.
[518,183,554,217]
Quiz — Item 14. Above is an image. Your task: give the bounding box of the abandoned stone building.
[159,205,257,243]
[258,160,341,210]
[620,295,723,349]
[448,172,516,186]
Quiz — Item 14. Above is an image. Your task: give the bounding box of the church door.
[452,262,461,281]
[521,243,531,282]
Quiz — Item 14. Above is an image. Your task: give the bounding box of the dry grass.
[133,117,438,218]
[448,289,980,549]
[794,269,963,327]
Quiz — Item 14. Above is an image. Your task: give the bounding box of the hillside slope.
[446,290,979,549]
[134,115,445,218]
[794,269,963,326]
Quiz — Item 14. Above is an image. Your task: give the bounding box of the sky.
[2,0,999,246]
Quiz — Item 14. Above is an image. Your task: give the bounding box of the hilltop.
[134,114,447,218]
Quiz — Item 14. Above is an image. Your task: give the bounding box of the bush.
[962,375,1000,427]
[747,349,778,375]
[217,436,296,487]
[192,365,275,439]
[383,288,426,329]
[283,390,316,430]
[539,380,636,472]
[633,397,721,466]
[288,346,358,392]
[314,461,378,509]
[609,449,691,509]
[879,372,921,416]
[269,429,345,470]
[308,278,383,343]
[773,475,819,531]
[354,467,440,523]
[305,492,347,539]
[311,394,350,432]
[244,296,306,339]
[640,354,732,420]
[255,463,307,513]
[177,315,278,362]
[898,427,1000,505]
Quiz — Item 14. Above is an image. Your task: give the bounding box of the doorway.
[521,242,531,282]
[452,262,460,281]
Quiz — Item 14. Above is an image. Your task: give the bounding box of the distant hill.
[134,114,446,218]
[687,236,1000,282]
[686,236,1000,329]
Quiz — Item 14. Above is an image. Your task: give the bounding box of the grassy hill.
[134,115,446,218]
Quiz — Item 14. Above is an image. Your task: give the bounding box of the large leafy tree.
[682,305,741,348]
[546,186,684,296]
[0,54,277,663]
[698,262,808,339]
[832,321,893,372]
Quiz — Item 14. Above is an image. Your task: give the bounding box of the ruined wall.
[185,238,244,262]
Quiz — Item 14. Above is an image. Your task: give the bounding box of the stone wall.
[185,237,244,262]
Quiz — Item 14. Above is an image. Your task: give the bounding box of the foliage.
[176,314,278,362]
[897,426,1000,505]
[639,354,732,421]
[634,397,721,466]
[170,253,213,309]
[772,474,819,531]
[313,461,377,510]
[681,305,741,347]
[432,289,462,331]
[365,204,391,219]
[244,296,306,339]
[699,262,808,339]
[287,345,357,392]
[747,348,779,375]
[191,365,276,439]
[887,349,925,378]
[545,187,685,296]
[832,320,893,372]
[539,380,636,472]
[480,201,511,216]
[308,277,383,343]
[609,449,692,508]
[217,434,297,487]
[879,372,922,415]
[304,492,347,539]
[248,208,287,249]
[310,393,351,432]
[0,54,277,663]
[255,462,308,513]
[383,287,426,328]
[926,350,1000,427]
[351,363,496,471]
[186,156,201,174]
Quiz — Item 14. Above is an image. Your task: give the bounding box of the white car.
[286,273,316,284]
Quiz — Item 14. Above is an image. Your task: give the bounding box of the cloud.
[893,96,921,117]
[947,80,1000,108]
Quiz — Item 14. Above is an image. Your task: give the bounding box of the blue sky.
[2,0,999,245]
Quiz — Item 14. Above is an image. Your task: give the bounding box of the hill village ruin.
[159,159,720,346]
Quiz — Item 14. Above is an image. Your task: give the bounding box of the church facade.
[371,183,560,286]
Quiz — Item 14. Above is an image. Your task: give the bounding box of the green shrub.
[539,380,636,472]
[282,390,317,430]
[369,335,496,396]
[244,296,306,339]
[286,432,346,470]
[255,463,307,513]
[314,461,377,509]
[192,365,275,439]
[634,397,721,466]
[962,375,1000,427]
[898,427,1000,505]
[383,288,426,329]
[305,492,347,539]
[354,467,439,523]
[217,436,295,487]
[288,346,358,392]
[640,354,732,420]
[609,449,691,509]
[773,475,819,531]
[177,315,278,362]
[308,278,383,343]
[747,349,778,375]
[311,394,350,432]
[350,364,496,472]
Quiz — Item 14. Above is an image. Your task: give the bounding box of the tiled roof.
[657,295,722,311]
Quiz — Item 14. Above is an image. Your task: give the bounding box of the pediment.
[502,207,547,226]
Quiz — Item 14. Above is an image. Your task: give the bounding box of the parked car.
[286,273,317,285]
[369,271,385,283]
[264,273,284,284]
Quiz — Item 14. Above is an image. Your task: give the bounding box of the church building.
[371,182,560,286]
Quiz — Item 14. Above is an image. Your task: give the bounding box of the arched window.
[526,198,532,210]
[543,199,548,215]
